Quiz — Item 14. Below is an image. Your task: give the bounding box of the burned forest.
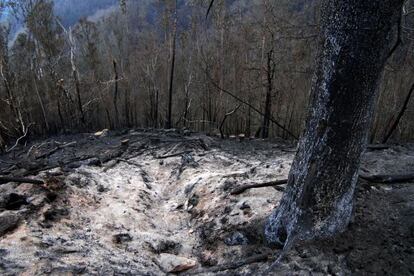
[0,0,413,275]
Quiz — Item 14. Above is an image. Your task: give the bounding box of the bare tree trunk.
[124,89,130,127]
[68,27,85,126]
[113,59,120,128]
[265,0,404,247]
[155,89,159,128]
[166,0,177,129]
[73,69,85,125]
[32,74,49,132]
[262,50,274,139]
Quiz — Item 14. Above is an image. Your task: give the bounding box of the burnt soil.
[0,129,413,275]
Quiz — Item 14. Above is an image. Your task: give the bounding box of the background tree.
[0,0,412,147]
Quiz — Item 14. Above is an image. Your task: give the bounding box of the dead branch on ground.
[230,179,288,195]
[359,173,414,184]
[0,176,44,185]
[232,173,414,195]
[35,141,77,159]
[156,150,193,159]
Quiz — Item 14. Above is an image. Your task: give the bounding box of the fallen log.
[359,173,414,184]
[21,155,95,176]
[230,179,288,195]
[231,173,414,195]
[183,253,270,275]
[156,150,192,159]
[366,144,390,151]
[0,176,44,185]
[35,141,77,159]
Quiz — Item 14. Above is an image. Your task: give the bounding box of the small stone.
[2,193,28,210]
[121,139,130,146]
[188,194,199,208]
[148,239,181,254]
[223,206,232,214]
[43,208,70,223]
[200,251,218,266]
[239,202,251,210]
[158,253,197,273]
[94,129,109,137]
[221,179,235,191]
[97,185,106,193]
[85,158,101,166]
[0,211,20,237]
[112,233,133,244]
[224,231,249,246]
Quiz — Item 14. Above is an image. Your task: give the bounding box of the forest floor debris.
[0,129,413,275]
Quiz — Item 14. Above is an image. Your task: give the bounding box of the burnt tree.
[261,49,275,139]
[113,59,120,128]
[265,0,405,246]
[166,0,178,129]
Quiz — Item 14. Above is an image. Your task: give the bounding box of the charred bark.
[265,0,404,247]
[73,69,85,125]
[166,1,177,129]
[113,59,120,128]
[261,50,275,139]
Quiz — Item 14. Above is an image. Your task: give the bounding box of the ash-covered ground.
[0,129,413,275]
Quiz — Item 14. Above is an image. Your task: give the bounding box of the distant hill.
[53,0,118,26]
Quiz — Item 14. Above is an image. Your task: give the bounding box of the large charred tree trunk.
[265,0,404,246]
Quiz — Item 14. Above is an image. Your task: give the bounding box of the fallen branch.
[0,176,44,185]
[36,141,77,159]
[117,158,141,167]
[184,253,270,275]
[231,172,414,195]
[366,144,389,151]
[230,179,288,195]
[156,150,192,159]
[359,173,414,184]
[21,155,95,176]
